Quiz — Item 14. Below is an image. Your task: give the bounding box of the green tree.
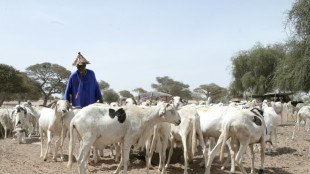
[102,89,120,104]
[194,83,227,103]
[151,76,192,99]
[12,72,42,102]
[26,62,71,106]
[0,64,24,106]
[191,92,204,102]
[230,43,285,96]
[119,90,134,98]
[132,88,147,95]
[98,80,110,91]
[273,0,310,92]
[286,0,310,41]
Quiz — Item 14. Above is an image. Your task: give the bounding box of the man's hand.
[99,97,104,103]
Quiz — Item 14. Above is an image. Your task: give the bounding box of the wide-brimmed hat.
[72,52,90,66]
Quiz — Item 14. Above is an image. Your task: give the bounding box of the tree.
[273,0,310,92]
[132,88,147,95]
[230,43,285,96]
[191,92,204,102]
[194,83,227,103]
[98,80,110,91]
[26,62,71,106]
[12,72,42,102]
[286,0,310,41]
[119,90,134,98]
[0,64,24,106]
[102,89,120,104]
[151,76,192,99]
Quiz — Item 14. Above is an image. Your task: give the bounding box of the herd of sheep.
[0,97,309,174]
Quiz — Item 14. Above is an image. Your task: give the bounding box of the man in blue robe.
[64,52,103,107]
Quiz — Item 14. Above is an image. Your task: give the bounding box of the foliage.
[26,62,71,106]
[191,92,204,102]
[12,72,42,101]
[119,90,134,98]
[132,88,147,95]
[273,0,310,93]
[151,76,192,99]
[0,64,24,106]
[194,83,228,103]
[102,89,120,104]
[230,43,285,96]
[0,64,24,93]
[286,0,310,41]
[98,80,110,90]
[273,39,310,92]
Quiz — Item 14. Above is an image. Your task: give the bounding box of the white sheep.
[262,104,281,153]
[205,108,267,174]
[0,108,14,138]
[145,122,171,174]
[165,105,208,174]
[67,103,181,174]
[292,105,310,139]
[39,100,71,161]
[197,105,239,172]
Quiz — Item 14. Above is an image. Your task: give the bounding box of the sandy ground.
[1,119,310,174]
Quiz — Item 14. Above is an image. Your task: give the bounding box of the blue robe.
[64,69,102,108]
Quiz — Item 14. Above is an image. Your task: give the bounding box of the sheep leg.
[273,129,278,150]
[43,130,52,161]
[165,137,174,169]
[1,122,7,138]
[40,129,44,158]
[205,138,224,174]
[234,140,249,174]
[160,137,168,174]
[149,128,159,171]
[181,133,189,174]
[259,138,265,173]
[249,145,255,174]
[122,144,131,174]
[53,137,61,161]
[145,138,151,174]
[228,140,236,173]
[114,143,121,162]
[79,144,91,174]
[292,121,298,139]
[92,146,99,164]
[114,143,124,174]
[197,125,208,172]
[199,136,210,167]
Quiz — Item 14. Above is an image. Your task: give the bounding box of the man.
[64,52,103,107]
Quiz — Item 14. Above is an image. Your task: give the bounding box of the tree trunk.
[43,95,48,106]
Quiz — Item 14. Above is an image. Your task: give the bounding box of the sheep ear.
[165,103,171,108]
[51,103,57,109]
[66,101,72,109]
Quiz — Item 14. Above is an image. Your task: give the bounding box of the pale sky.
[0,0,294,94]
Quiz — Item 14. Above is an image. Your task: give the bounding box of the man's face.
[77,64,86,74]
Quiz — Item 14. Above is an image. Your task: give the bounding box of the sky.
[0,0,295,94]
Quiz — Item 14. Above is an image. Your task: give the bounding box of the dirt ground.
[1,119,310,174]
